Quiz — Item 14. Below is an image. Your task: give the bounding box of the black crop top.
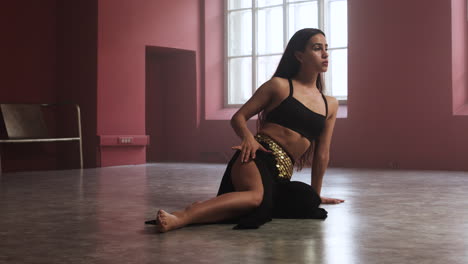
[264,79,328,142]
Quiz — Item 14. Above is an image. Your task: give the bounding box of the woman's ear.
[294,51,303,63]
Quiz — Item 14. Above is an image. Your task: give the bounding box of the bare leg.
[156,157,263,233]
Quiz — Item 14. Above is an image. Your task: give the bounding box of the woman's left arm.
[311,96,345,204]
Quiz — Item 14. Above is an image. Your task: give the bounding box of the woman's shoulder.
[323,95,339,116]
[269,76,289,85]
[261,77,290,95]
[268,76,289,87]
[324,94,338,105]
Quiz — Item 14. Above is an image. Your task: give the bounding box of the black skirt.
[217,144,328,229]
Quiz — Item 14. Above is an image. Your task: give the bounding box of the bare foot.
[155,209,185,233]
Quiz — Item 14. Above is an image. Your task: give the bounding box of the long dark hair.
[258,28,326,170]
[273,28,325,91]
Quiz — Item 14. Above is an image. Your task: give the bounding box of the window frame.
[224,0,348,107]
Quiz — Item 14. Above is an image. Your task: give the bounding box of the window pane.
[228,0,252,10]
[228,10,252,56]
[257,0,282,8]
[257,55,282,88]
[329,49,347,98]
[328,0,347,48]
[229,57,253,104]
[288,2,318,40]
[257,7,283,55]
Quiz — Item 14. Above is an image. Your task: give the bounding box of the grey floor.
[1,163,468,264]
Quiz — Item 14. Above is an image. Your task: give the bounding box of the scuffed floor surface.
[1,163,468,264]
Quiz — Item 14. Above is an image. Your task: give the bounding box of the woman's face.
[295,34,329,73]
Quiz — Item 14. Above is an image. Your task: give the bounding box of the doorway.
[145,46,198,162]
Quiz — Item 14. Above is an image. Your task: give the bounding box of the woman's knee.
[249,190,264,208]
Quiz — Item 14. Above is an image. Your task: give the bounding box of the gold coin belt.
[255,134,294,180]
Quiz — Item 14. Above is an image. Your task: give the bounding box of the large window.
[226,0,348,106]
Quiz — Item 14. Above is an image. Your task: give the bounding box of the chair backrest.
[0,104,49,139]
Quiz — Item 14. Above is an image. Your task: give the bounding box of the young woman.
[151,28,344,233]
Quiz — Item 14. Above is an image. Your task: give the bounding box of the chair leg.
[79,140,83,169]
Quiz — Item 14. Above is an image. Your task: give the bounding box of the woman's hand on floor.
[321,197,345,204]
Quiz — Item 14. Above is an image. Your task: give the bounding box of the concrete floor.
[1,163,468,264]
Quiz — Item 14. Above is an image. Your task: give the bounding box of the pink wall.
[97,0,201,166]
[1,0,98,172]
[96,0,468,170]
[332,0,468,170]
[0,1,58,102]
[0,1,59,171]
[57,0,98,169]
[331,0,466,170]
[2,0,467,172]
[199,0,468,171]
[452,0,468,114]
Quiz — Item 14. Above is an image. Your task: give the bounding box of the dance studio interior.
[1,0,468,263]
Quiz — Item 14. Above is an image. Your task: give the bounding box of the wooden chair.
[0,103,83,172]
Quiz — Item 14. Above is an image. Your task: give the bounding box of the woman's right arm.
[230,78,281,163]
